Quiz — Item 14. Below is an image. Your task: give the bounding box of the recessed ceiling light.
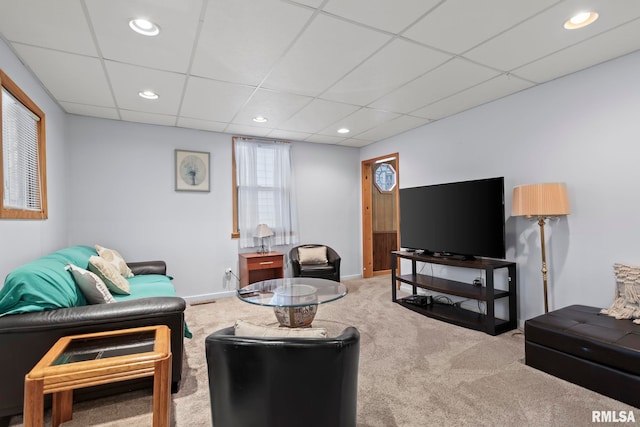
[252,116,268,123]
[138,90,159,100]
[564,11,598,29]
[337,128,350,134]
[129,18,160,36]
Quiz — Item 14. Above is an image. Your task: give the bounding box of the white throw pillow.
[234,320,327,338]
[297,246,328,265]
[88,255,131,295]
[95,244,134,278]
[601,263,640,323]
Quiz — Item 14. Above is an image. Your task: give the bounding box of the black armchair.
[290,244,341,282]
[205,326,360,427]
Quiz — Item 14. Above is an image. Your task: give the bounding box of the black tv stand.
[391,251,517,335]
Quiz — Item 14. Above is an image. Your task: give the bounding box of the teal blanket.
[0,245,95,314]
[0,245,191,338]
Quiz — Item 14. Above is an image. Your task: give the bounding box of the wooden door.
[362,154,399,278]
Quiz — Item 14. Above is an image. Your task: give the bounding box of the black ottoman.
[525,305,640,407]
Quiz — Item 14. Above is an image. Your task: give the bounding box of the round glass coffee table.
[237,277,348,327]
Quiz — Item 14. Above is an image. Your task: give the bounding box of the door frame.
[361,153,400,279]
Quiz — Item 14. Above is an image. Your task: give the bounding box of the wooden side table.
[239,252,284,288]
[23,325,172,427]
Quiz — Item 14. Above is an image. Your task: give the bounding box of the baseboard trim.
[184,291,235,304]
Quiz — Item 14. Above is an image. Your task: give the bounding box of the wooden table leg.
[152,355,172,427]
[52,389,74,427]
[23,377,44,427]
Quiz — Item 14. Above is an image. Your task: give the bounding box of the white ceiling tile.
[226,124,273,138]
[0,0,97,55]
[404,0,557,54]
[86,0,202,73]
[464,0,640,71]
[512,18,640,83]
[180,76,255,122]
[339,138,373,148]
[263,13,391,96]
[105,61,185,115]
[304,134,346,144]
[356,115,430,141]
[319,107,399,137]
[279,99,360,133]
[322,39,452,105]
[412,74,534,120]
[323,0,441,34]
[192,0,312,86]
[289,0,324,8]
[120,110,176,126]
[370,58,499,113]
[177,117,228,132]
[12,44,114,107]
[266,129,312,141]
[60,102,120,120]
[232,89,313,127]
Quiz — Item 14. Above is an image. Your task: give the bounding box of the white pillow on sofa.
[234,320,327,338]
[95,244,134,278]
[88,256,131,295]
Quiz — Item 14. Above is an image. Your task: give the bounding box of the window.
[0,69,47,219]
[232,137,298,248]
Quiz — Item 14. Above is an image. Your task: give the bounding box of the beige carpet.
[10,276,635,426]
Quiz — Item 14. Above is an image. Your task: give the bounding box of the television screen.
[399,177,506,259]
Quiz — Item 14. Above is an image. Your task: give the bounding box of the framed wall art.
[175,149,210,192]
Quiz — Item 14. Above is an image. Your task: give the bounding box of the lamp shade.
[254,224,274,238]
[512,183,570,217]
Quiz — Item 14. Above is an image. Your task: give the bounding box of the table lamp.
[512,183,570,313]
[254,224,274,254]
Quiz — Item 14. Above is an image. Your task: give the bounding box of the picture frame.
[175,149,210,192]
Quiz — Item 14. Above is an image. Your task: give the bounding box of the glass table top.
[237,277,347,308]
[52,330,156,365]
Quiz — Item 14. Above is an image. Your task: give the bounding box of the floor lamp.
[512,183,570,313]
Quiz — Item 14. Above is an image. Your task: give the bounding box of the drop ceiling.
[1,0,639,147]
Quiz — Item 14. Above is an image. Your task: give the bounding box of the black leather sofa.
[525,305,640,407]
[205,326,360,427]
[0,260,186,426]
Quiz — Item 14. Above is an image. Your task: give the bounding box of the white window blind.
[2,87,42,211]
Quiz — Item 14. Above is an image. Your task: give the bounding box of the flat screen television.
[399,177,506,260]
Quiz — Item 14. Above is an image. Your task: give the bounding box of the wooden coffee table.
[23,325,172,427]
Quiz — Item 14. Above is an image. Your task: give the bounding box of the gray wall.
[361,50,640,323]
[0,38,69,278]
[292,141,361,274]
[65,115,361,300]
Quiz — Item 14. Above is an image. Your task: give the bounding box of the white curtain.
[235,139,299,249]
